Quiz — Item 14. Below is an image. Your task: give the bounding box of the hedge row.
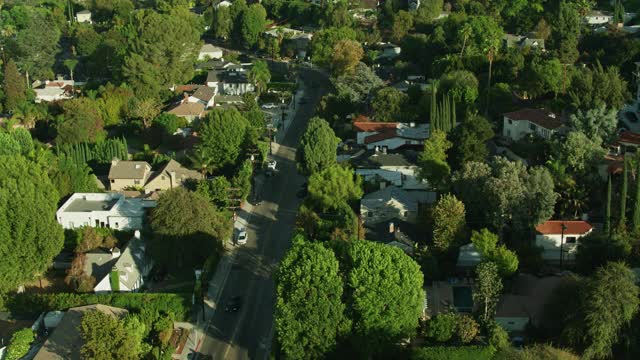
[411,346,496,360]
[3,293,190,320]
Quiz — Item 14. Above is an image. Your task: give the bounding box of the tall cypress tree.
[633,160,640,233]
[605,173,612,234]
[451,95,457,128]
[621,158,629,229]
[3,59,27,112]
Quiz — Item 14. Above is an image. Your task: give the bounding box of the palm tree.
[13,102,44,129]
[248,60,271,95]
[188,149,214,176]
[63,58,79,81]
[483,44,497,118]
[575,0,595,16]
[459,23,472,57]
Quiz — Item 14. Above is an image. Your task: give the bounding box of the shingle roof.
[147,159,203,184]
[504,108,564,130]
[362,186,435,212]
[535,220,593,235]
[618,130,640,146]
[111,235,148,290]
[352,151,416,168]
[167,102,205,117]
[192,86,216,102]
[206,70,219,83]
[108,160,150,180]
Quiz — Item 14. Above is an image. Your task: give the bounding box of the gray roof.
[352,151,417,168]
[147,159,203,184]
[200,43,222,54]
[110,235,149,291]
[192,86,216,102]
[362,186,436,212]
[108,160,150,180]
[206,70,219,83]
[63,199,117,213]
[84,249,116,281]
[34,305,128,360]
[366,218,421,244]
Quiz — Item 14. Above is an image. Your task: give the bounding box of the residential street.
[195,67,329,360]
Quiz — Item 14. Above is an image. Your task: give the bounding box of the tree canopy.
[196,108,250,171]
[298,117,341,174]
[308,165,363,212]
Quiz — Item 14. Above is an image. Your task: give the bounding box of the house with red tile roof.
[353,119,430,151]
[535,220,593,262]
[502,108,565,141]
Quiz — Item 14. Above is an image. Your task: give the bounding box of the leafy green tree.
[582,262,640,360]
[8,8,61,83]
[330,39,364,77]
[568,106,618,144]
[97,84,134,127]
[319,0,353,28]
[486,319,510,350]
[456,314,479,343]
[56,98,106,144]
[471,228,518,276]
[275,237,350,359]
[418,130,452,190]
[240,4,267,48]
[494,344,580,360]
[73,23,102,56]
[449,114,494,168]
[549,0,581,64]
[50,154,100,199]
[0,155,64,293]
[211,5,232,39]
[439,70,479,111]
[521,58,563,98]
[558,131,605,173]
[150,188,232,267]
[298,117,340,174]
[197,176,231,208]
[4,328,34,360]
[2,59,26,112]
[426,312,457,342]
[231,159,253,201]
[432,194,466,251]
[371,87,407,122]
[473,261,503,323]
[79,310,145,360]
[310,26,357,68]
[414,0,444,26]
[0,132,21,156]
[346,241,424,355]
[196,108,249,171]
[123,8,202,99]
[63,58,79,81]
[576,232,631,275]
[248,60,271,95]
[391,10,414,43]
[513,166,558,232]
[9,128,34,155]
[568,63,630,111]
[308,165,363,212]
[332,62,384,104]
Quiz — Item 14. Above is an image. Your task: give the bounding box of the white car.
[237,230,248,245]
[267,160,277,170]
[261,103,277,109]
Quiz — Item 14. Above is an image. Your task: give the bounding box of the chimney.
[134,230,141,239]
[389,222,395,233]
[111,247,121,259]
[169,171,177,187]
[183,93,189,103]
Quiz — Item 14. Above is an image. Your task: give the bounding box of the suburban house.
[353,119,430,151]
[456,243,483,269]
[188,86,217,108]
[56,193,156,230]
[198,43,223,61]
[34,304,128,360]
[215,0,232,9]
[502,108,564,142]
[495,274,568,333]
[108,160,152,191]
[87,231,152,293]
[365,218,421,255]
[377,42,402,60]
[109,159,203,193]
[502,34,545,51]
[535,220,593,262]
[144,159,204,193]
[34,81,75,103]
[264,27,313,58]
[351,150,428,190]
[75,9,92,23]
[360,185,436,225]
[205,62,255,95]
[167,101,206,123]
[584,10,615,25]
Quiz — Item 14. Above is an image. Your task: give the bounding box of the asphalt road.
[196,67,329,360]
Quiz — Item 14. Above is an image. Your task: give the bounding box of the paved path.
[193,68,329,360]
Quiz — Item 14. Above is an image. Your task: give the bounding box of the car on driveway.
[224,296,242,312]
[261,103,278,109]
[267,160,277,170]
[237,230,248,245]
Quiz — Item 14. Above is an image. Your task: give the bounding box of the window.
[134,180,140,185]
[529,123,537,131]
[367,212,374,217]
[161,176,166,180]
[115,222,119,229]
[403,211,409,217]
[566,236,577,244]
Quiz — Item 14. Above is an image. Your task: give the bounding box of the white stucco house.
[584,10,614,25]
[75,9,92,23]
[56,193,156,230]
[502,108,564,142]
[206,63,255,95]
[198,44,223,61]
[91,231,153,293]
[535,220,593,262]
[353,119,430,151]
[360,186,436,225]
[34,86,73,103]
[352,150,428,190]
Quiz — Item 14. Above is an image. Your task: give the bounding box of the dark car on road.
[225,296,242,313]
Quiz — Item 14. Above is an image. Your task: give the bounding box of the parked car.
[237,230,248,245]
[267,160,277,170]
[224,296,242,312]
[261,103,278,109]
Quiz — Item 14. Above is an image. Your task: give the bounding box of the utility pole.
[559,223,567,268]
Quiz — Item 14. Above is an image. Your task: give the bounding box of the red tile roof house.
[502,108,565,142]
[353,118,430,151]
[535,220,593,262]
